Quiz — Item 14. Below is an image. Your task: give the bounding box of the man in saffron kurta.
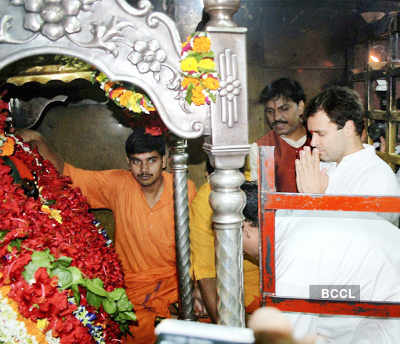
[18,128,196,344]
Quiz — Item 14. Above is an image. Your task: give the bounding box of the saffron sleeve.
[63,163,119,210]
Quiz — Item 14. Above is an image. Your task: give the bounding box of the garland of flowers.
[0,108,136,343]
[92,32,220,136]
[93,73,168,136]
[180,32,220,106]
[94,73,156,115]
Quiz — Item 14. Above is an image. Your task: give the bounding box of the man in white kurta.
[295,86,400,224]
[286,86,400,342]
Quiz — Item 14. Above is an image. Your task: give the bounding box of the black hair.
[125,127,166,157]
[304,86,364,136]
[206,158,215,175]
[241,182,258,227]
[195,9,210,32]
[259,78,306,105]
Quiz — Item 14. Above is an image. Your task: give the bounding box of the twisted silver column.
[209,168,245,327]
[169,136,195,320]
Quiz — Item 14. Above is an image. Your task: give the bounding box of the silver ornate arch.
[0,0,249,327]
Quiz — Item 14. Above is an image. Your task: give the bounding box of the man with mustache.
[249,78,309,192]
[18,127,196,344]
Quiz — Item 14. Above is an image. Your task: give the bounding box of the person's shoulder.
[255,131,275,146]
[359,151,400,194]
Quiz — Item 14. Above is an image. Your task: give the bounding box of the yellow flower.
[37,318,49,331]
[181,77,200,89]
[41,205,62,224]
[202,76,220,90]
[198,58,215,71]
[192,85,206,106]
[128,93,144,113]
[193,36,211,53]
[119,90,134,107]
[181,57,198,72]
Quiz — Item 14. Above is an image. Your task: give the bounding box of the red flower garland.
[0,110,133,342]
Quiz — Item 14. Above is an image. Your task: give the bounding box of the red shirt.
[257,131,310,192]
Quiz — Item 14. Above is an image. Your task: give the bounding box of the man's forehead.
[128,151,161,160]
[307,110,336,129]
[265,96,294,108]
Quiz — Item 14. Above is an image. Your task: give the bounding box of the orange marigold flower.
[193,36,211,53]
[104,81,114,92]
[0,136,15,156]
[202,76,220,90]
[192,85,206,106]
[110,88,125,99]
[181,77,200,89]
[119,90,134,107]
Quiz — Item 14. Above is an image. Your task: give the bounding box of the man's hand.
[295,146,328,194]
[14,129,65,173]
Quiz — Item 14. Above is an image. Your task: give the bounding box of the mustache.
[272,120,288,126]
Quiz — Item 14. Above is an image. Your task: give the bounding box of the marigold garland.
[93,31,220,136]
[94,73,155,114]
[180,32,220,106]
[0,107,136,343]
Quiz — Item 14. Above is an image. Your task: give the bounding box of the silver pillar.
[209,169,246,326]
[169,135,195,320]
[203,0,248,327]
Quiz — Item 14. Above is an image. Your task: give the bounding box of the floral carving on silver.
[128,38,180,94]
[10,0,100,41]
[219,48,241,128]
[128,39,167,80]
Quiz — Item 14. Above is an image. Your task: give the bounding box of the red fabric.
[256,131,310,192]
[9,156,34,180]
[245,295,261,314]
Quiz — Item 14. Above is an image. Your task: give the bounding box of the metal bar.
[263,295,400,317]
[258,146,276,296]
[262,192,400,212]
[210,168,246,327]
[169,136,195,320]
[261,211,275,294]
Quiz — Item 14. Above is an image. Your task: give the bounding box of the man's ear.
[242,221,252,238]
[343,120,356,136]
[162,155,167,169]
[297,100,305,116]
